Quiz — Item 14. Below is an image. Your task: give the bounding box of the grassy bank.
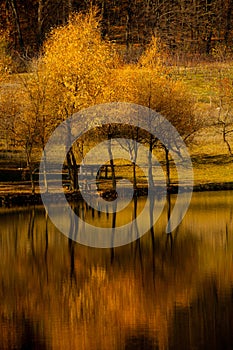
[172,61,233,104]
[1,61,233,201]
[0,152,232,194]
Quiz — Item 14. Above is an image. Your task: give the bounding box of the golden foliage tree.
[41,10,120,119]
[37,10,120,190]
[114,36,197,188]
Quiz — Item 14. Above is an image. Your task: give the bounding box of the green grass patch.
[171,61,233,104]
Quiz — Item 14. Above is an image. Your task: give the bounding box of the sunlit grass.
[171,61,233,104]
[1,62,233,193]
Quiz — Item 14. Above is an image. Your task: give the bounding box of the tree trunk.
[65,118,78,191]
[66,148,78,191]
[148,135,154,188]
[8,0,25,53]
[132,161,137,190]
[222,123,233,155]
[42,148,48,192]
[206,30,213,55]
[25,147,35,195]
[165,146,171,190]
[125,1,132,49]
[166,192,171,233]
[67,0,73,19]
[71,148,78,189]
[107,127,116,191]
[224,0,233,46]
[128,144,137,190]
[37,0,44,47]
[30,169,35,195]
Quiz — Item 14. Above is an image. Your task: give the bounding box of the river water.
[0,191,233,349]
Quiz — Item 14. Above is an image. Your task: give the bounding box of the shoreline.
[0,182,233,207]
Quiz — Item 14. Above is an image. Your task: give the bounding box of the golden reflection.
[0,191,232,349]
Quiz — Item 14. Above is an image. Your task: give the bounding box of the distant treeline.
[1,0,233,59]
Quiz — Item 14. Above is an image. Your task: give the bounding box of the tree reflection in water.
[125,333,156,350]
[0,191,233,349]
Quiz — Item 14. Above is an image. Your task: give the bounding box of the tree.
[8,0,25,53]
[0,30,13,73]
[215,76,233,155]
[19,60,57,192]
[100,35,197,191]
[0,84,39,193]
[0,59,54,194]
[136,38,196,188]
[39,10,120,190]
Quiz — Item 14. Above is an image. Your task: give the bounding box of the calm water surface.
[0,191,233,349]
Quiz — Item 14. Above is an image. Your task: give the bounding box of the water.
[0,191,233,349]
